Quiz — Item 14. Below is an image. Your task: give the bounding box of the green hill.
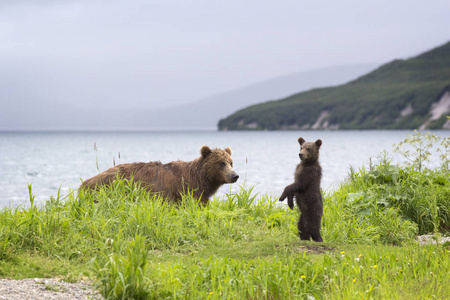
[218,41,450,130]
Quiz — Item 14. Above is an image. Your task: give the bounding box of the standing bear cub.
[279,137,323,242]
[80,146,239,205]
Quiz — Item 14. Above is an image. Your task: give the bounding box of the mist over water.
[1,130,449,208]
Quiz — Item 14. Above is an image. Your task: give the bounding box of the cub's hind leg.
[298,214,311,241]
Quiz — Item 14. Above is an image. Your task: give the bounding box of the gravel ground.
[0,278,102,300]
[1,235,448,299]
[416,234,450,245]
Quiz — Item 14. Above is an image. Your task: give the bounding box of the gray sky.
[1,0,450,129]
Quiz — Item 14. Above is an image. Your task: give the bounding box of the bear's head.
[298,137,322,163]
[201,145,239,184]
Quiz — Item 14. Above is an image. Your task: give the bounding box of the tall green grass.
[0,179,295,260]
[1,175,448,299]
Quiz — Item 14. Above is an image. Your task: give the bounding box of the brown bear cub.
[279,137,323,242]
[80,146,239,205]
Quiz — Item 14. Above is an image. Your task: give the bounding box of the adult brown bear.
[279,137,323,242]
[80,146,239,204]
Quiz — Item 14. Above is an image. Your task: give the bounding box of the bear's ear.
[201,145,212,158]
[224,147,232,155]
[315,139,322,148]
[298,137,305,145]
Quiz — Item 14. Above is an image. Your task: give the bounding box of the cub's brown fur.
[279,137,323,242]
[80,146,239,204]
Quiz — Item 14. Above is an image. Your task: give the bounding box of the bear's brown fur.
[80,146,239,204]
[279,137,323,242]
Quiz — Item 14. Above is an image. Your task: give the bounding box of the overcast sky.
[1,0,450,128]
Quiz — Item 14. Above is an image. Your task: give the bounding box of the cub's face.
[201,146,239,184]
[298,137,322,162]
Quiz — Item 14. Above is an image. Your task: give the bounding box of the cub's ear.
[224,147,232,155]
[298,137,306,145]
[201,145,212,158]
[315,139,322,148]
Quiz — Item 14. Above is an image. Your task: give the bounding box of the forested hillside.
[218,41,450,130]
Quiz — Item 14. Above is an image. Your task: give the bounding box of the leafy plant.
[393,130,440,171]
[93,235,152,299]
[438,135,450,170]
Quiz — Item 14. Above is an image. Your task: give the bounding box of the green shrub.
[328,131,450,238]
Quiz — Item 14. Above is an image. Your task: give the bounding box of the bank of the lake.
[0,131,449,299]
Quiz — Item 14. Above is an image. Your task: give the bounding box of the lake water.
[1,130,449,208]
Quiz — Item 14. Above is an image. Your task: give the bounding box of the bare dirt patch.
[277,243,334,254]
[296,244,334,254]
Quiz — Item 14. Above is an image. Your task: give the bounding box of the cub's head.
[201,146,239,184]
[298,137,322,162]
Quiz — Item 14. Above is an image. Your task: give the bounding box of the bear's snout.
[226,171,239,183]
[231,173,239,183]
[299,153,303,160]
